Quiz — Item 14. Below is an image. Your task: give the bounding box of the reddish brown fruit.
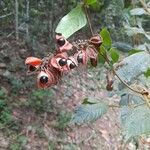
[25,57,42,66]
[89,35,103,48]
[55,34,72,53]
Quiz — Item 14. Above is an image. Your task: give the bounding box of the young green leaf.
[71,101,108,125]
[100,28,112,48]
[55,5,87,39]
[110,48,119,63]
[128,49,142,56]
[85,0,97,5]
[98,45,106,64]
[144,68,150,78]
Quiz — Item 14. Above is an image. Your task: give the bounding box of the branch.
[15,0,19,40]
[100,52,143,95]
[139,0,150,15]
[83,1,94,36]
[108,104,120,108]
[0,13,12,19]
[26,0,30,38]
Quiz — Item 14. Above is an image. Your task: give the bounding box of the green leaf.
[110,48,119,63]
[98,45,106,64]
[55,5,87,39]
[144,68,150,78]
[71,101,108,125]
[85,0,97,5]
[122,105,150,141]
[128,49,142,56]
[100,28,112,48]
[115,52,150,83]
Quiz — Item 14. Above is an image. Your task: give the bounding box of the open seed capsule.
[77,52,83,63]
[67,60,76,69]
[37,71,49,88]
[29,65,37,72]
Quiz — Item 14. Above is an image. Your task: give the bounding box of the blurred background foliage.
[1,0,149,51]
[0,0,134,49]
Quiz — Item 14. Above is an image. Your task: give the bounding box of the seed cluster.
[25,33,103,89]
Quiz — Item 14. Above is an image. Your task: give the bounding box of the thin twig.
[15,0,19,40]
[99,52,143,95]
[113,70,142,94]
[0,13,12,19]
[108,104,120,108]
[139,0,150,15]
[26,0,30,38]
[83,2,94,36]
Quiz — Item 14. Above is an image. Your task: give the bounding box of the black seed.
[77,53,83,63]
[58,58,67,66]
[69,62,76,69]
[40,76,48,84]
[29,65,36,71]
[57,38,65,46]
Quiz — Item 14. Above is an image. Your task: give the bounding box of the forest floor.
[0,37,144,150]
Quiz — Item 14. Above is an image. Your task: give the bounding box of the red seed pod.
[50,52,69,72]
[55,33,72,53]
[76,50,88,66]
[25,57,42,66]
[37,68,61,89]
[90,58,97,67]
[89,34,103,48]
[66,56,78,70]
[25,57,42,74]
[37,71,51,89]
[86,46,98,67]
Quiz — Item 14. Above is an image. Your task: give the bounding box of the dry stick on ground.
[139,0,150,15]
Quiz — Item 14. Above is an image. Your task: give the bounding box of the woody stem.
[83,2,94,36]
